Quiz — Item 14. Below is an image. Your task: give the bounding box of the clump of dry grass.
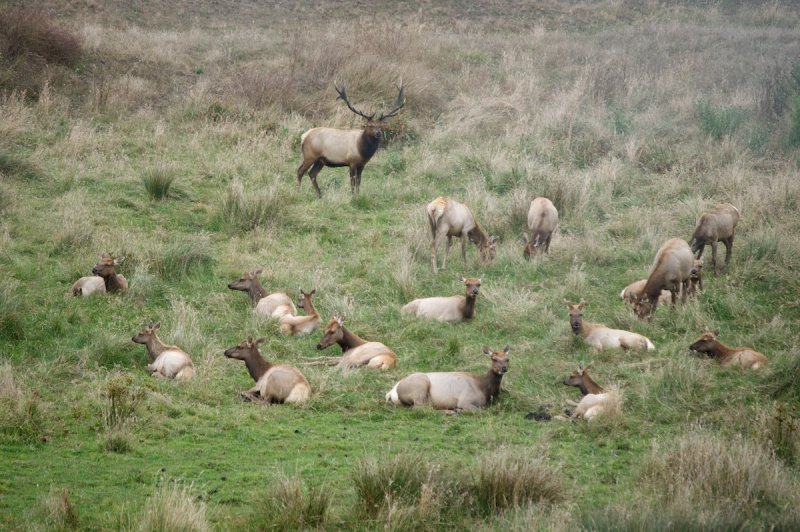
[52,190,95,252]
[0,363,46,444]
[40,487,79,531]
[131,481,208,532]
[218,179,286,232]
[246,474,330,531]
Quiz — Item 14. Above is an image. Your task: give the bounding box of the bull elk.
[296,83,405,197]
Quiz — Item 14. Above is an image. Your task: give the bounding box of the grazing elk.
[689,203,739,275]
[401,275,481,323]
[523,197,558,258]
[71,256,128,296]
[296,83,405,197]
[131,322,194,381]
[620,279,671,307]
[686,259,704,299]
[386,345,509,412]
[278,288,322,336]
[634,238,693,319]
[312,315,397,369]
[566,300,655,351]
[427,197,497,274]
[227,270,296,320]
[563,362,618,421]
[224,336,311,403]
[689,330,767,369]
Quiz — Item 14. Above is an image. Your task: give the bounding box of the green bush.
[695,99,746,140]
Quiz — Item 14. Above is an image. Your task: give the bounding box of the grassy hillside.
[2,1,800,529]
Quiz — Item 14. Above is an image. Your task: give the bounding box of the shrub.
[0,7,82,66]
[695,99,746,140]
[246,474,330,531]
[142,165,178,200]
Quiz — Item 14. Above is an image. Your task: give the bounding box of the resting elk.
[562,362,618,421]
[224,336,311,403]
[689,203,739,275]
[227,270,296,320]
[131,322,194,380]
[278,288,322,336]
[566,300,655,351]
[296,83,405,196]
[689,329,767,369]
[386,345,509,413]
[427,197,497,274]
[313,315,397,369]
[633,238,693,319]
[71,256,128,296]
[401,275,481,323]
[523,197,558,258]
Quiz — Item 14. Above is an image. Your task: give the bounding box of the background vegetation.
[1,1,800,529]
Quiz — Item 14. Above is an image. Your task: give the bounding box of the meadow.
[1,1,800,529]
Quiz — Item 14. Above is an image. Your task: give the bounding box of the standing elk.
[689,203,739,275]
[296,83,405,197]
[224,336,311,403]
[633,238,693,319]
[689,329,767,369]
[427,197,497,274]
[312,315,397,369]
[523,197,558,258]
[386,345,509,413]
[227,270,296,320]
[131,322,194,380]
[278,288,322,336]
[401,275,482,323]
[71,256,127,296]
[566,300,655,351]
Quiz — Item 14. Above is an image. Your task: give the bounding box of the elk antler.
[379,82,406,119]
[334,84,373,120]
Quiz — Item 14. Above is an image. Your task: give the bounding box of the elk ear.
[253,269,263,277]
[247,335,253,344]
[255,337,266,345]
[577,300,586,310]
[310,288,316,296]
[502,345,510,354]
[482,346,493,357]
[336,315,345,325]
[712,328,720,337]
[457,274,465,282]
[114,256,125,266]
[153,322,161,330]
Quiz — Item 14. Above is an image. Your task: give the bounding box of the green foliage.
[0,281,25,341]
[0,365,46,444]
[610,105,633,136]
[246,474,330,531]
[142,165,178,200]
[153,235,214,280]
[695,99,746,140]
[104,375,143,431]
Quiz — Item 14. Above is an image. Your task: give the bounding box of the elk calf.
[386,345,509,412]
[563,362,618,421]
[131,322,194,381]
[523,197,558,258]
[566,300,655,351]
[314,315,397,369]
[228,270,296,320]
[689,203,739,275]
[634,238,693,319]
[686,259,704,299]
[71,256,127,296]
[224,337,311,404]
[278,288,322,336]
[689,330,767,369]
[620,279,671,306]
[401,276,481,323]
[427,197,497,274]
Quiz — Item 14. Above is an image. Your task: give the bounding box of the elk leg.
[355,166,364,195]
[545,235,552,253]
[711,241,719,275]
[723,236,733,270]
[348,166,357,195]
[444,236,454,270]
[296,159,314,187]
[460,235,467,263]
[431,226,448,273]
[308,161,324,197]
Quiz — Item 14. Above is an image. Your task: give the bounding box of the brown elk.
[227,270,296,320]
[401,275,481,323]
[313,315,397,369]
[427,197,497,274]
[385,345,509,412]
[689,330,767,369]
[71,256,128,296]
[566,300,655,351]
[278,288,322,336]
[131,322,194,380]
[523,197,558,258]
[224,336,311,404]
[562,362,618,421]
[689,203,739,275]
[296,84,405,197]
[634,238,693,319]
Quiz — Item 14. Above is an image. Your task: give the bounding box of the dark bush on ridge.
[0,6,82,67]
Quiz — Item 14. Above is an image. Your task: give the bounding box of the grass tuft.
[695,99,746,140]
[218,179,285,231]
[0,364,46,444]
[134,480,209,532]
[40,487,80,531]
[154,234,215,280]
[474,451,564,516]
[142,165,178,200]
[246,474,330,531]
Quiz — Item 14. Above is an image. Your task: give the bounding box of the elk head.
[227,269,263,292]
[565,300,586,334]
[482,345,510,374]
[689,329,720,356]
[132,322,160,344]
[563,361,591,387]
[458,275,482,297]
[224,336,265,360]
[92,255,124,276]
[317,315,345,350]
[335,83,405,141]
[297,288,316,310]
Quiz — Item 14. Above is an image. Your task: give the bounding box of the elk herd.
[68,86,762,420]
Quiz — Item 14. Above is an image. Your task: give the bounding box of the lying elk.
[689,329,767,370]
[71,256,128,296]
[311,315,397,369]
[278,288,322,336]
[523,197,558,258]
[634,238,693,319]
[427,197,497,274]
[563,362,618,421]
[401,275,481,323]
[689,203,739,275]
[386,345,509,413]
[224,336,311,404]
[131,322,194,380]
[296,83,405,197]
[566,300,655,351]
[227,270,296,320]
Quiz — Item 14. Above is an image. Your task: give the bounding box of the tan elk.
[227,270,296,320]
[312,315,397,369]
[401,275,481,323]
[566,300,655,351]
[689,330,767,369]
[523,197,558,258]
[634,238,693,319]
[71,256,128,296]
[224,336,311,403]
[385,345,509,412]
[620,279,671,306]
[563,362,618,421]
[689,203,739,275]
[427,197,497,273]
[131,322,194,380]
[278,288,322,336]
[686,259,704,299]
[296,83,405,196]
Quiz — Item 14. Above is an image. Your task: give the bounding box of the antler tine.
[334,83,372,120]
[380,82,406,119]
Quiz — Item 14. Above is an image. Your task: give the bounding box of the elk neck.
[479,367,505,404]
[468,224,490,246]
[142,333,169,362]
[576,373,605,396]
[243,348,271,382]
[358,130,381,162]
[337,325,368,352]
[248,278,269,305]
[461,293,477,320]
[102,271,124,292]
